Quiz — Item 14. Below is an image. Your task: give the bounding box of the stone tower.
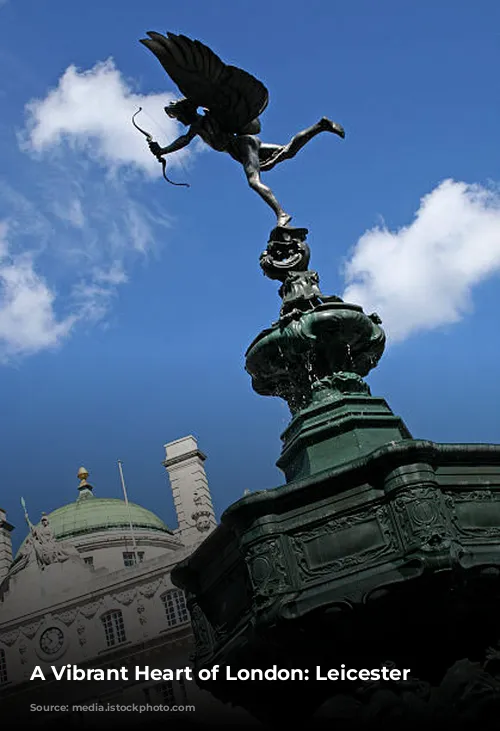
[163,435,216,546]
[0,508,14,583]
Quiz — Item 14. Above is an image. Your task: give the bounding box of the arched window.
[101,610,126,648]
[0,647,7,684]
[161,589,188,628]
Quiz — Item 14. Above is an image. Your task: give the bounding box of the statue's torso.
[195,114,239,153]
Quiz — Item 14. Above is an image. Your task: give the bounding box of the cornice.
[163,449,207,469]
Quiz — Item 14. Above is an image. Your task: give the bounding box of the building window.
[101,610,126,647]
[0,648,7,685]
[158,681,174,704]
[84,556,94,566]
[145,679,187,705]
[123,551,144,567]
[161,589,188,627]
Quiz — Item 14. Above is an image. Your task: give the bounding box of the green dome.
[16,492,172,557]
[46,495,172,540]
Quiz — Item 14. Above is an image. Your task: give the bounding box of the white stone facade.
[67,528,183,573]
[0,437,248,725]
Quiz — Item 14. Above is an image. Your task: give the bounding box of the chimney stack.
[163,436,216,547]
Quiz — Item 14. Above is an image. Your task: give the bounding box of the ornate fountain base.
[171,226,500,728]
[172,438,500,727]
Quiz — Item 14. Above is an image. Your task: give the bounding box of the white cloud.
[70,280,119,324]
[21,59,190,177]
[51,198,85,228]
[0,57,186,363]
[0,222,76,361]
[0,185,158,359]
[92,263,128,286]
[342,179,500,341]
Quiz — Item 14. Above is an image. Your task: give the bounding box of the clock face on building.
[39,627,65,655]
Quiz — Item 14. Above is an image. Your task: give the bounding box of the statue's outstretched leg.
[236,136,292,227]
[259,118,345,172]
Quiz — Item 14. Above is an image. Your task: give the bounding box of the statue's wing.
[140,32,269,133]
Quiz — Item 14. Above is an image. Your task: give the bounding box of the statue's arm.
[149,126,198,157]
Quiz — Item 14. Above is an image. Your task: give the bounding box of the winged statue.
[140,32,345,228]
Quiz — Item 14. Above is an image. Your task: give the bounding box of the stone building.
[0,435,245,726]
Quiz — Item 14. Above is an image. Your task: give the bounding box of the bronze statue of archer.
[140,32,345,228]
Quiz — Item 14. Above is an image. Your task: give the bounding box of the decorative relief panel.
[138,579,162,598]
[113,589,137,606]
[19,642,28,664]
[453,490,493,501]
[245,538,288,609]
[446,489,500,539]
[79,600,102,619]
[393,487,452,552]
[192,510,213,532]
[106,578,163,607]
[189,602,213,662]
[137,600,147,625]
[0,629,20,646]
[76,621,86,646]
[57,608,79,625]
[290,505,396,581]
[21,621,41,639]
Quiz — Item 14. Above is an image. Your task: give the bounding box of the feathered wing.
[140,32,269,133]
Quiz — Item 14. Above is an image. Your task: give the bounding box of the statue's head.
[164,98,198,126]
[41,514,49,526]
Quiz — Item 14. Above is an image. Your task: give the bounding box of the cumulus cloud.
[0,178,164,359]
[0,57,186,363]
[0,222,76,361]
[21,59,189,177]
[342,179,500,341]
[0,167,175,360]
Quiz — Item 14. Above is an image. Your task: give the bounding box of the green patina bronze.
[173,440,500,725]
[171,223,500,725]
[245,302,385,412]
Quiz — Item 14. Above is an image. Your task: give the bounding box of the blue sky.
[1,0,499,551]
